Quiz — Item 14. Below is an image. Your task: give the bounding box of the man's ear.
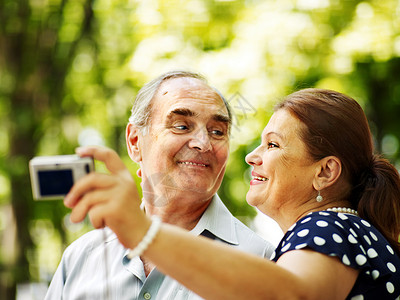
[313,156,342,190]
[126,123,142,162]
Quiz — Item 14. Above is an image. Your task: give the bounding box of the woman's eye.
[267,142,279,149]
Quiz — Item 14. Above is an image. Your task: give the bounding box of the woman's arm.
[65,146,359,300]
[143,223,358,300]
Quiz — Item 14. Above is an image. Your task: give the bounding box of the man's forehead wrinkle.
[154,78,230,124]
[156,77,224,105]
[165,87,219,101]
[158,76,207,95]
[159,90,228,112]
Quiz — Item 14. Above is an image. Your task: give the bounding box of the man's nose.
[188,128,212,152]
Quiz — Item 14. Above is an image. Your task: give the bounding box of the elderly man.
[45,71,274,299]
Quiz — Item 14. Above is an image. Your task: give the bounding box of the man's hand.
[64,146,150,249]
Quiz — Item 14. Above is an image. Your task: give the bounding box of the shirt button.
[143,292,151,300]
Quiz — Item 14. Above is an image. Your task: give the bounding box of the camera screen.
[38,169,74,196]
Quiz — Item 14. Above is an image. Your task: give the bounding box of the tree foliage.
[1,0,400,298]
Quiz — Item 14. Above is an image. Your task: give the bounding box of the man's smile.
[178,161,208,167]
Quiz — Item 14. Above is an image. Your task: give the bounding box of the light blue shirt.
[45,195,274,299]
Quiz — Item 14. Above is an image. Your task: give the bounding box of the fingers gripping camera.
[29,155,94,200]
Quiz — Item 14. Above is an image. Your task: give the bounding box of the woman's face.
[245,109,319,218]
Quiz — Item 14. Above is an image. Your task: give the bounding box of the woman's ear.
[313,156,342,190]
[126,123,142,162]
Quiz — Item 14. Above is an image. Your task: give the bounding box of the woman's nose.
[245,146,262,166]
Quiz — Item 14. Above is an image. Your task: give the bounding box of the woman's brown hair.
[276,88,400,255]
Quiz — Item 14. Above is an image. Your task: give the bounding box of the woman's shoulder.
[273,210,399,273]
[272,210,400,298]
[288,211,382,239]
[280,211,393,252]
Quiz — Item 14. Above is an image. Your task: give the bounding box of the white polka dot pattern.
[387,282,395,294]
[295,243,307,250]
[367,248,378,259]
[343,254,351,266]
[361,220,371,227]
[313,236,326,246]
[272,211,400,299]
[332,233,343,243]
[356,254,367,266]
[348,234,358,244]
[281,243,291,252]
[350,228,358,237]
[335,221,344,229]
[286,232,294,241]
[297,229,309,237]
[370,231,378,242]
[372,270,380,280]
[388,263,396,273]
[316,220,328,227]
[364,235,371,245]
[270,252,276,260]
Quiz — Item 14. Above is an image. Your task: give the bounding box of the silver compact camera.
[29,155,94,200]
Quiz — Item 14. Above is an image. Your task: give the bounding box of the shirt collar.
[190,194,239,245]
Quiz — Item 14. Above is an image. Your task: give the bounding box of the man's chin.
[177,180,216,194]
[143,184,215,207]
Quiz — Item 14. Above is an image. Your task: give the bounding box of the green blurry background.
[1,0,400,298]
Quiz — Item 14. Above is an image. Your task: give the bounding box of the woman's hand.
[64,146,150,249]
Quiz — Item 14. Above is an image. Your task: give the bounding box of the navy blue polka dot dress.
[271,211,400,299]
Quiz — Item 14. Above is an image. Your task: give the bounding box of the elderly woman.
[66,88,400,299]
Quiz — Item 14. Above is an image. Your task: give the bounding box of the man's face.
[135,77,230,206]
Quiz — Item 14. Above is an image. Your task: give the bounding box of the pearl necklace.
[326,207,358,216]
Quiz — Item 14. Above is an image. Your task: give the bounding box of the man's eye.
[211,130,223,136]
[174,125,189,131]
[209,129,226,138]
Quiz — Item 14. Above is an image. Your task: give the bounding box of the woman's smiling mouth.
[251,171,269,183]
[253,176,269,181]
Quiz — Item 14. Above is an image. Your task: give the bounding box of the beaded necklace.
[326,207,358,216]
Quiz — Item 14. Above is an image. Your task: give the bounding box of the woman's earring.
[316,190,323,202]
